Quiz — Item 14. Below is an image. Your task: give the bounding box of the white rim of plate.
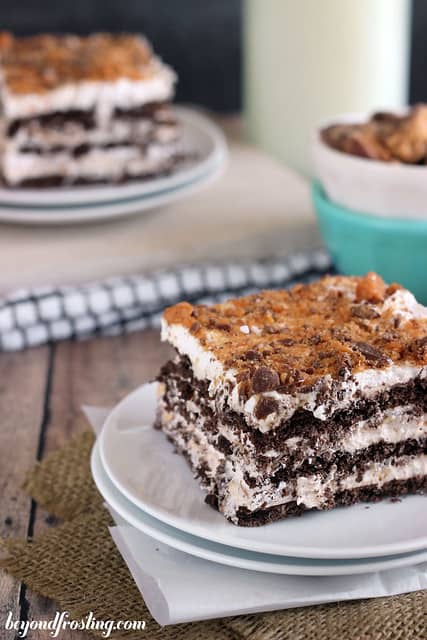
[92,441,427,576]
[99,383,427,560]
[0,107,228,208]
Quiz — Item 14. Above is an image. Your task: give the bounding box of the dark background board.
[410,0,427,103]
[0,0,425,112]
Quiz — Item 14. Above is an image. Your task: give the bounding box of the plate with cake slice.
[98,272,427,560]
[91,440,427,575]
[0,32,227,220]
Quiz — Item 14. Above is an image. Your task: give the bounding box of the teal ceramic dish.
[312,181,427,304]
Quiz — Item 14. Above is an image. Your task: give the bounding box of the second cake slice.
[0,32,179,187]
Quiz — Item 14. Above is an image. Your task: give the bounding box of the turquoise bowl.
[312,181,427,304]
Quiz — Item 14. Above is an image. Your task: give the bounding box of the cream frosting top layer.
[0,32,176,119]
[161,273,427,429]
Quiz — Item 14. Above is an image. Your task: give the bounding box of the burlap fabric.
[1,430,426,640]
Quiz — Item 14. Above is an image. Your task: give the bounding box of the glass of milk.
[244,0,411,177]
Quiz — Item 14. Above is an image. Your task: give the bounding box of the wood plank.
[25,329,172,637]
[0,346,50,633]
[49,329,171,450]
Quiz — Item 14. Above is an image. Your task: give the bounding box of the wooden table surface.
[1,330,171,639]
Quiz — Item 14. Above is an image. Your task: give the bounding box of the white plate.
[0,107,227,207]
[0,158,223,225]
[92,441,427,576]
[313,109,427,219]
[99,383,427,560]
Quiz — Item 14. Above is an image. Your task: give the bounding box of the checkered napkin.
[0,250,331,351]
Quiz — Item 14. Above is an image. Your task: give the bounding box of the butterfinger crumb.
[355,272,386,304]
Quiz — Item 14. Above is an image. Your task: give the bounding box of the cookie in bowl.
[321,105,427,165]
[313,105,427,218]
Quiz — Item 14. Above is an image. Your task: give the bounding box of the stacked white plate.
[91,382,427,577]
[0,107,227,225]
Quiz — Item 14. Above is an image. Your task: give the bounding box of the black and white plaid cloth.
[0,249,332,351]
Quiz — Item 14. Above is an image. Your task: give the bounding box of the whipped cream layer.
[0,59,176,121]
[338,406,427,453]
[2,142,178,184]
[298,454,427,510]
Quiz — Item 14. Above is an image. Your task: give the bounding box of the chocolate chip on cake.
[254,396,279,420]
[251,366,280,393]
[352,341,389,365]
[243,349,261,361]
[351,304,380,320]
[408,336,427,360]
[278,337,295,346]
